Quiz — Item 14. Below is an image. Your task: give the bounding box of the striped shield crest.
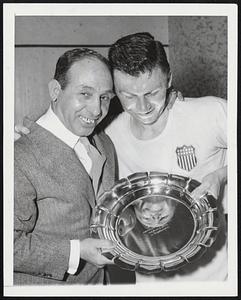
[176,145,197,171]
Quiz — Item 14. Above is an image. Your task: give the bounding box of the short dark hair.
[108,32,170,76]
[54,48,111,89]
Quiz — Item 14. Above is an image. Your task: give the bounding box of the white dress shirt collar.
[36,105,79,149]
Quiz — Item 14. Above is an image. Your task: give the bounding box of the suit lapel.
[91,134,107,197]
[25,118,96,209]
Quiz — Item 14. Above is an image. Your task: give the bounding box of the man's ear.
[48,79,61,102]
[167,72,172,89]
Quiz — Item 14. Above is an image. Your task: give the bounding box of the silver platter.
[91,172,219,274]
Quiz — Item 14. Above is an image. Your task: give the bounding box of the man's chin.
[74,127,95,137]
[136,117,159,126]
[128,111,157,125]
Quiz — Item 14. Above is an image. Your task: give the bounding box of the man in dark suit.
[14,48,117,284]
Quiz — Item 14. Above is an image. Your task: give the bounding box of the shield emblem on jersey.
[176,145,197,171]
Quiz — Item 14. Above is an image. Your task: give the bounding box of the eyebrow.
[148,87,162,93]
[104,89,115,94]
[76,85,114,94]
[120,90,136,96]
[76,85,94,90]
[120,86,162,96]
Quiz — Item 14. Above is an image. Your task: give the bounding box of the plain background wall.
[168,16,227,99]
[15,16,169,124]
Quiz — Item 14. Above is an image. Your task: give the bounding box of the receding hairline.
[63,56,112,86]
[68,55,110,68]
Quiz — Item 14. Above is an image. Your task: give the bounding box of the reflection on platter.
[91,172,219,274]
[118,196,194,257]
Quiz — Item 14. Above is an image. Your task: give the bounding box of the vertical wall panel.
[168,16,227,99]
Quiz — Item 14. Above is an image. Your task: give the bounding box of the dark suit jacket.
[14,118,117,285]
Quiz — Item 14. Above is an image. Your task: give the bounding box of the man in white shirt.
[14,48,117,284]
[106,32,227,281]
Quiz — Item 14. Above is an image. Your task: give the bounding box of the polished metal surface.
[91,172,219,274]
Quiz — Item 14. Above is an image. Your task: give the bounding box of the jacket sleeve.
[214,97,227,149]
[14,161,71,281]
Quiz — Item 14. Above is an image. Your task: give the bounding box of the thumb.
[191,184,209,201]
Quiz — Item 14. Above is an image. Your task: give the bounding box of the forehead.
[113,67,168,88]
[67,57,113,89]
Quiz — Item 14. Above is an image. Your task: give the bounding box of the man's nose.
[137,96,150,112]
[91,97,102,117]
[152,215,159,221]
[150,214,163,225]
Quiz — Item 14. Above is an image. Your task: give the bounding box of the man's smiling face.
[134,197,176,228]
[53,57,114,137]
[113,66,170,126]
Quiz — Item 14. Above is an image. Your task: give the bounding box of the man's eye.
[80,92,91,97]
[122,94,133,99]
[141,215,151,221]
[142,217,151,222]
[146,91,159,97]
[100,95,110,102]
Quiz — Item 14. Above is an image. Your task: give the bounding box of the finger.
[97,254,115,265]
[14,125,30,134]
[97,239,116,249]
[21,127,30,134]
[191,183,216,201]
[14,125,20,133]
[14,124,24,133]
[191,186,207,201]
[177,91,185,101]
[99,246,116,254]
[94,249,115,266]
[14,132,22,141]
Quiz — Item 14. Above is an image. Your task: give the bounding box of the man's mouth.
[136,108,154,116]
[79,116,96,125]
[140,214,169,226]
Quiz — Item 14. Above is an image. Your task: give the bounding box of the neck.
[130,108,169,140]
